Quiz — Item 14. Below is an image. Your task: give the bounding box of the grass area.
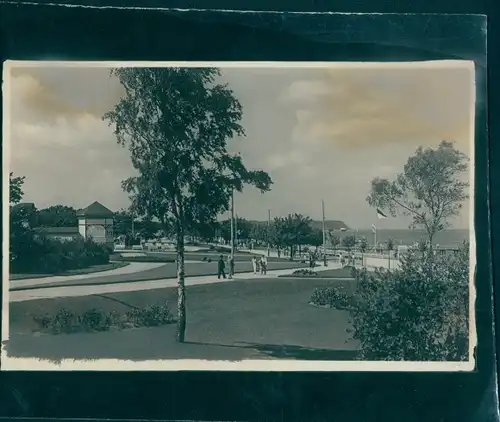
[110,253,176,263]
[9,262,130,281]
[279,267,356,279]
[12,261,306,291]
[8,277,359,360]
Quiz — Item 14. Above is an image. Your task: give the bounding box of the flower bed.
[292,269,318,277]
[32,302,176,335]
[309,286,354,310]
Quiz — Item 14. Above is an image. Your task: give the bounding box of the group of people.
[217,254,235,280]
[251,255,268,275]
[217,254,268,280]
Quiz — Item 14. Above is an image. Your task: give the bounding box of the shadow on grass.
[185,341,359,361]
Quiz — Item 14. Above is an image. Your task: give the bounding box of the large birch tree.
[104,67,272,342]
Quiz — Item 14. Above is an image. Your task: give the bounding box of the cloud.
[9,67,124,124]
[282,66,474,153]
[6,64,471,229]
[8,70,133,210]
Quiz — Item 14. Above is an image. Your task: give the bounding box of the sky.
[6,62,474,229]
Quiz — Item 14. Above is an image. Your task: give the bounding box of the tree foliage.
[349,242,469,361]
[367,141,469,245]
[103,67,272,342]
[386,238,395,251]
[272,213,313,258]
[37,205,78,227]
[342,235,356,251]
[9,172,25,206]
[328,232,341,249]
[359,237,368,253]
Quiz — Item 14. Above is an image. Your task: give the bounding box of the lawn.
[10,261,306,291]
[9,262,130,281]
[8,278,359,361]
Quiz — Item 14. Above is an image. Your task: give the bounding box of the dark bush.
[51,308,76,334]
[349,242,469,361]
[32,302,175,335]
[10,231,110,275]
[78,308,108,332]
[292,269,318,277]
[310,286,353,310]
[126,302,175,327]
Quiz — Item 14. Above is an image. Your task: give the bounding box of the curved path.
[9,264,340,303]
[9,262,167,290]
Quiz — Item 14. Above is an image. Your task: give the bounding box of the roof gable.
[77,201,114,217]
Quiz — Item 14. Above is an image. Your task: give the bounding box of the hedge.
[10,233,110,275]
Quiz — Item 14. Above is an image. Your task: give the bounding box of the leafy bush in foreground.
[32,302,175,335]
[349,242,469,361]
[310,286,353,310]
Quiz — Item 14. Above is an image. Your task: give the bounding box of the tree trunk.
[176,228,186,343]
[289,245,293,261]
[428,233,434,256]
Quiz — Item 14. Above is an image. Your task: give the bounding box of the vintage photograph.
[3,61,475,370]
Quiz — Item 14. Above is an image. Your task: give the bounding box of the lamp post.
[230,189,235,260]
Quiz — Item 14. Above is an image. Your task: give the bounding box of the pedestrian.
[261,255,268,275]
[229,255,235,279]
[217,254,226,279]
[252,256,258,275]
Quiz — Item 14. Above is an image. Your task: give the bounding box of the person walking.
[229,255,235,279]
[252,256,258,275]
[217,254,226,279]
[260,255,268,275]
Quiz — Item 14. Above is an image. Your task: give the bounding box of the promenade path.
[9,262,166,290]
[10,263,340,303]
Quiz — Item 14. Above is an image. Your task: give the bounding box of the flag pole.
[235,213,238,250]
[267,209,271,257]
[322,199,327,266]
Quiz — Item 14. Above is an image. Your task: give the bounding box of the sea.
[337,229,470,248]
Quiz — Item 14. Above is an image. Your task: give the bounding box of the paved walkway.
[9,263,340,303]
[9,262,166,290]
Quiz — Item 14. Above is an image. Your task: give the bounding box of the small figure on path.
[309,253,315,269]
[260,255,268,275]
[229,256,235,279]
[252,256,258,275]
[217,254,226,279]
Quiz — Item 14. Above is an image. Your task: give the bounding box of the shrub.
[348,242,469,361]
[78,308,108,332]
[310,286,353,310]
[51,308,76,334]
[10,232,110,275]
[126,302,175,327]
[32,302,175,335]
[292,269,318,277]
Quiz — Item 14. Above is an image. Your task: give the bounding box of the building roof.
[34,227,80,235]
[77,201,114,217]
